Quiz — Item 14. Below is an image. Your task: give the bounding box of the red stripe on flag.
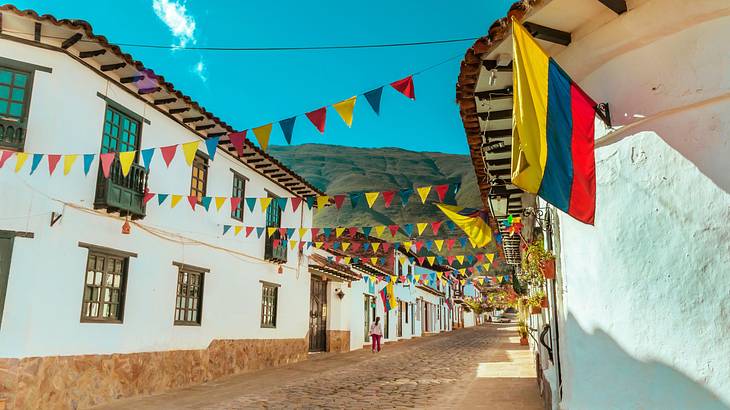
[567,85,596,225]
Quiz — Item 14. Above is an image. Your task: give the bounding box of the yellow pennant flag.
[427,256,435,265]
[456,255,465,264]
[416,186,432,203]
[259,197,273,213]
[344,256,351,264]
[315,242,323,249]
[487,253,495,262]
[371,257,379,265]
[371,242,381,252]
[434,239,444,251]
[436,204,492,248]
[459,268,467,275]
[342,242,351,251]
[253,124,273,152]
[215,197,227,211]
[365,192,379,208]
[332,96,357,127]
[414,274,420,281]
[460,279,466,286]
[63,154,78,175]
[389,274,397,283]
[483,264,490,272]
[234,226,243,236]
[335,227,346,237]
[317,196,329,210]
[436,271,443,280]
[118,151,136,177]
[181,141,200,166]
[171,195,183,208]
[14,152,28,173]
[267,227,277,238]
[298,228,308,240]
[416,223,428,235]
[497,275,503,283]
[403,241,412,249]
[289,240,297,250]
[399,256,406,264]
[374,225,386,236]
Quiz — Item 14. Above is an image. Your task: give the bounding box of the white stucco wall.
[0,38,314,358]
[550,2,730,408]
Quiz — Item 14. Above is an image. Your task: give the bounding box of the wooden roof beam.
[79,49,106,58]
[477,109,512,121]
[182,116,204,123]
[482,60,512,72]
[138,86,161,95]
[597,0,627,14]
[169,107,190,114]
[120,75,145,84]
[195,124,215,131]
[247,158,264,164]
[61,33,82,49]
[523,22,571,46]
[100,62,126,72]
[153,97,177,105]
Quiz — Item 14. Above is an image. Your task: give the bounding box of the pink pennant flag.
[382,191,396,208]
[310,227,320,239]
[187,195,197,210]
[245,226,255,237]
[417,256,425,265]
[273,239,281,248]
[230,197,242,212]
[160,145,178,167]
[279,227,287,237]
[446,238,456,250]
[0,151,13,168]
[431,221,443,235]
[291,197,302,212]
[229,131,248,156]
[388,225,399,237]
[143,192,155,205]
[306,107,327,133]
[347,227,358,237]
[447,256,455,265]
[48,154,63,175]
[334,195,346,209]
[390,76,415,99]
[350,242,361,251]
[381,243,390,252]
[434,184,449,202]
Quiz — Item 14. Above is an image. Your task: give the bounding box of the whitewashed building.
[0,5,324,409]
[457,0,730,409]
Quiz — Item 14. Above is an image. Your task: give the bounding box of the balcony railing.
[94,157,149,219]
[0,117,26,151]
[264,232,288,264]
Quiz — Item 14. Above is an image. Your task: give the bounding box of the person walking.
[369,316,383,353]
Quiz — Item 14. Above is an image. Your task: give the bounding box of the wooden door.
[309,276,327,352]
[0,235,12,328]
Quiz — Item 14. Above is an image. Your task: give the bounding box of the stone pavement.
[95,324,543,409]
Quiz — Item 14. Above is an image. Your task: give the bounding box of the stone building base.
[325,330,350,353]
[0,338,307,409]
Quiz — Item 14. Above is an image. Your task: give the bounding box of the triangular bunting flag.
[141,148,154,170]
[83,153,95,176]
[390,75,415,99]
[171,195,183,208]
[276,197,288,212]
[416,186,432,204]
[29,153,43,175]
[333,195,346,209]
[119,151,136,177]
[0,151,13,168]
[230,197,242,212]
[416,223,428,235]
[306,107,327,133]
[267,227,277,238]
[332,96,356,127]
[388,225,399,237]
[157,193,169,205]
[374,226,386,236]
[316,196,329,210]
[382,191,396,208]
[14,152,28,173]
[402,224,414,237]
[291,197,302,212]
[143,192,155,205]
[63,155,78,175]
[47,154,62,175]
[229,131,247,156]
[182,141,200,166]
[245,226,255,237]
[99,153,114,178]
[363,87,383,115]
[245,198,257,212]
[215,197,227,211]
[160,145,177,167]
[399,188,413,207]
[305,196,315,210]
[223,225,232,235]
[335,227,346,238]
[427,256,435,265]
[253,124,273,152]
[256,227,266,238]
[279,117,296,144]
[187,196,198,210]
[434,239,444,251]
[456,255,465,264]
[371,242,380,252]
[205,137,219,160]
[431,221,443,235]
[365,192,379,208]
[259,197,273,213]
[342,242,351,251]
[434,184,449,202]
[349,192,362,208]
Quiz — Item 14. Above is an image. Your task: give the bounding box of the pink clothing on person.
[369,322,382,336]
[371,334,382,352]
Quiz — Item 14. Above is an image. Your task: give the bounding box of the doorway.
[309,276,327,352]
[0,233,13,328]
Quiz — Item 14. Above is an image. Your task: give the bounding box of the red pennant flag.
[400,275,407,283]
[322,242,331,250]
[290,197,302,212]
[350,242,361,251]
[335,255,342,263]
[348,227,358,237]
[417,256,425,265]
[431,221,443,235]
[245,227,255,237]
[187,195,197,209]
[299,241,306,250]
[306,107,327,133]
[310,227,320,239]
[434,184,449,202]
[48,154,63,175]
[446,238,456,250]
[444,271,450,278]
[143,192,155,205]
[390,76,415,99]
[447,256,455,265]
[160,145,178,167]
[382,191,396,208]
[279,227,287,237]
[334,195,346,209]
[0,151,13,168]
[229,131,248,156]
[381,243,390,252]
[388,225,399,237]
[476,254,485,262]
[273,239,280,248]
[415,241,424,252]
[230,197,242,212]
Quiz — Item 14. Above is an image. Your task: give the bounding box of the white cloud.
[152,0,196,48]
[192,59,207,82]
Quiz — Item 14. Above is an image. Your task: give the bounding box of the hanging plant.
[527,290,546,313]
[520,240,555,286]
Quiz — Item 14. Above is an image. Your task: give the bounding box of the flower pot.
[531,306,542,314]
[520,336,528,346]
[540,296,549,308]
[541,259,556,279]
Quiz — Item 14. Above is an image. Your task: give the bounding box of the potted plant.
[527,293,544,314]
[517,320,529,345]
[521,240,556,283]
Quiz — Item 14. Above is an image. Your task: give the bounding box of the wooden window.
[81,250,128,323]
[101,106,141,154]
[231,171,246,221]
[190,152,208,204]
[260,282,278,328]
[174,265,205,325]
[0,67,29,120]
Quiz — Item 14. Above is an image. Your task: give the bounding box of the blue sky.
[13,0,513,154]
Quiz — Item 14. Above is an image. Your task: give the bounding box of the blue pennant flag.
[425,240,433,250]
[364,87,384,115]
[437,255,444,264]
[83,154,95,176]
[323,227,332,238]
[362,242,371,251]
[364,275,370,283]
[467,255,474,264]
[141,148,155,170]
[256,227,266,238]
[403,224,414,237]
[279,117,297,144]
[157,193,169,205]
[408,256,415,263]
[286,228,295,238]
[399,188,413,207]
[459,237,468,248]
[201,197,212,211]
[495,233,503,245]
[245,198,257,212]
[446,220,456,231]
[327,256,334,262]
[205,137,219,160]
[361,226,372,237]
[305,196,315,210]
[30,154,43,175]
[393,242,400,249]
[352,257,360,264]
[350,192,363,208]
[277,197,289,212]
[332,242,341,250]
[378,257,386,265]
[223,225,232,235]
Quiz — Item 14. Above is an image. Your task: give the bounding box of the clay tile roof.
[309,253,362,282]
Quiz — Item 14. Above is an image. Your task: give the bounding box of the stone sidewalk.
[95,324,543,409]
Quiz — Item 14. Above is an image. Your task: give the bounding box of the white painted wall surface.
[0,39,314,358]
[549,2,730,408]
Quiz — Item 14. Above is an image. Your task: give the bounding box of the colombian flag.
[436,204,492,247]
[511,17,596,225]
[379,282,397,312]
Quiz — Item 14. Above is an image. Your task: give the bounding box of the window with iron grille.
[0,66,33,150]
[190,153,208,204]
[174,267,204,325]
[231,171,246,221]
[260,283,278,328]
[81,251,128,322]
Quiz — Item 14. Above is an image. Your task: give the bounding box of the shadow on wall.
[562,313,730,410]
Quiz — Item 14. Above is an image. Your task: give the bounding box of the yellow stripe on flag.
[14,152,28,173]
[181,141,200,166]
[332,96,356,127]
[511,17,550,193]
[253,124,273,152]
[416,186,431,203]
[365,192,379,208]
[119,151,136,177]
[63,155,78,175]
[436,204,491,248]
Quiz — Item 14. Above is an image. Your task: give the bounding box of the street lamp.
[487,178,509,220]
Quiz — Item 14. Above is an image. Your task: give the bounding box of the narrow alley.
[96,324,543,410]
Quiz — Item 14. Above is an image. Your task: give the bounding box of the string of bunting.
[355,267,509,287]
[312,246,493,270]
[143,183,460,212]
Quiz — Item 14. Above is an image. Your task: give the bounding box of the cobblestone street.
[97,324,542,410]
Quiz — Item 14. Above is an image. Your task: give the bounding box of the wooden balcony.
[264,232,288,264]
[94,157,149,219]
[0,117,26,151]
